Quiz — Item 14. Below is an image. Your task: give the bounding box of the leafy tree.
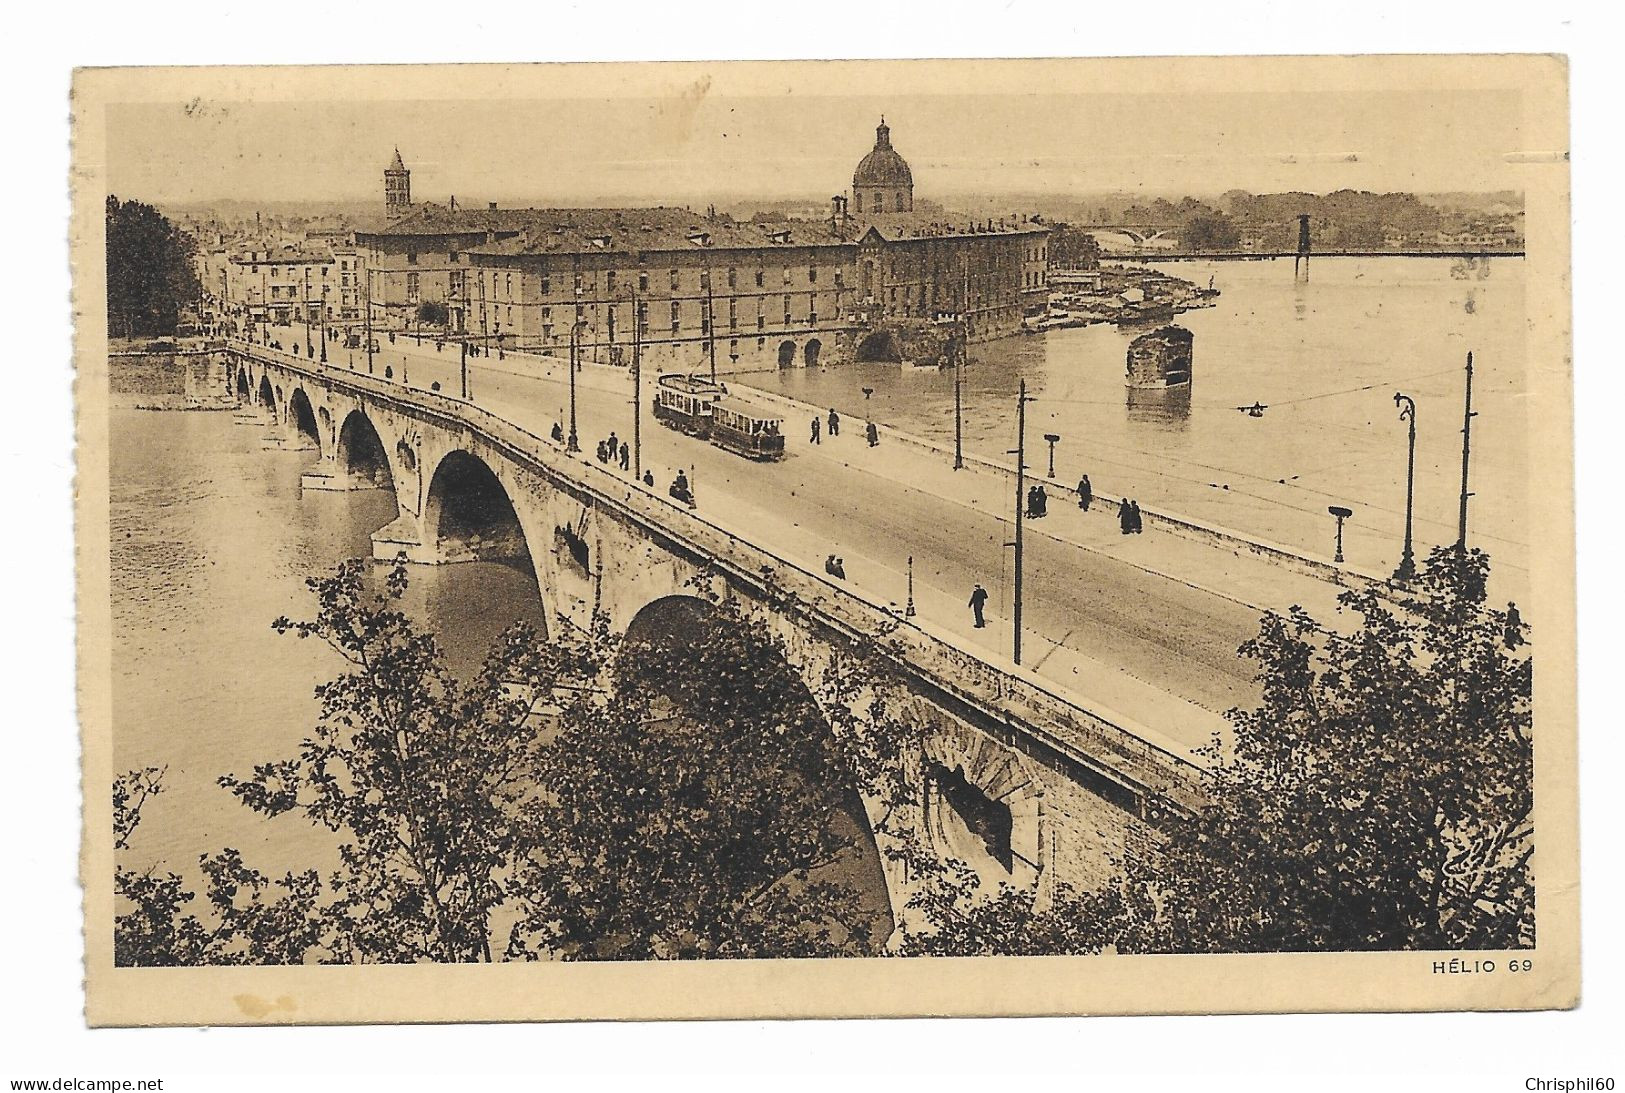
[415,301,449,327]
[1182,213,1241,252]
[887,842,1124,957]
[1120,545,1533,953]
[115,561,916,963]
[106,196,200,339]
[508,590,909,959]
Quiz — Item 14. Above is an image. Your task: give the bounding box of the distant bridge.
[224,341,1206,944]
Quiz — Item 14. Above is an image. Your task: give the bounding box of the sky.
[100,64,1532,208]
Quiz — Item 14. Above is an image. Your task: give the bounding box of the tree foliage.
[106,195,199,338]
[1121,545,1534,953]
[114,561,914,964]
[114,542,1534,963]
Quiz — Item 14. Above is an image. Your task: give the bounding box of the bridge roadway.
[261,325,1355,752]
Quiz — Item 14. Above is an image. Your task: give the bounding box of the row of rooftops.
[358,202,1047,258]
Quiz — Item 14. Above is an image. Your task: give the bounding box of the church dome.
[852,119,913,188]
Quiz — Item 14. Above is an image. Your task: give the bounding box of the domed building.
[852,118,913,216]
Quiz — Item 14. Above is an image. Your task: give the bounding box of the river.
[110,405,550,887]
[740,256,1530,589]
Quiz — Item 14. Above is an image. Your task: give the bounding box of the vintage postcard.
[73,55,1576,1025]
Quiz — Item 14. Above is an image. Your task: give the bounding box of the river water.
[744,256,1530,588]
[110,405,549,885]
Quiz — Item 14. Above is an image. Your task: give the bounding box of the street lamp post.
[319,285,328,363]
[905,555,917,618]
[1043,432,1061,478]
[1393,392,1418,581]
[1328,505,1353,564]
[461,338,470,400]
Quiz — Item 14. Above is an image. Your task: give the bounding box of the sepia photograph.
[69,53,1576,1026]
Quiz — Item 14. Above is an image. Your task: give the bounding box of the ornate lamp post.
[1043,432,1061,478]
[567,321,584,453]
[1393,391,1418,580]
[1328,505,1353,564]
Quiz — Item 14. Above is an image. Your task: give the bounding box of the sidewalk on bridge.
[758,409,1353,625]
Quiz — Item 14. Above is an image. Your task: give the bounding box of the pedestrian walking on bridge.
[828,408,841,437]
[1077,474,1092,511]
[866,421,879,447]
[969,583,989,629]
[811,416,821,444]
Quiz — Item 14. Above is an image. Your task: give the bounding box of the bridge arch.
[855,330,902,363]
[621,594,896,951]
[336,410,394,490]
[803,338,822,368]
[235,368,250,400]
[421,448,536,573]
[287,388,322,455]
[256,374,275,415]
[777,339,797,368]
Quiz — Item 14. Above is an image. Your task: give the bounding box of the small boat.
[1125,325,1193,390]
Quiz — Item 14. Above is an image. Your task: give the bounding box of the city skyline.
[105,80,1529,208]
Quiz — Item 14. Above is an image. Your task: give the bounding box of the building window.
[506,274,513,299]
[573,272,583,295]
[727,267,737,289]
[607,271,617,293]
[808,265,817,283]
[809,294,817,323]
[449,270,464,294]
[543,306,552,324]
[728,298,737,329]
[700,270,711,292]
[507,306,513,328]
[757,314,765,331]
[406,272,420,303]
[541,274,551,294]
[638,269,649,292]
[449,252,459,263]
[670,301,680,332]
[406,253,417,265]
[755,269,765,288]
[670,269,679,292]
[782,265,791,286]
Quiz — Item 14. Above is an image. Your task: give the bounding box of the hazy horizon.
[106,82,1530,210]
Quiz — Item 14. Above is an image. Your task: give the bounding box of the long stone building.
[356,120,1050,371]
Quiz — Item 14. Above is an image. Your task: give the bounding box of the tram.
[652,373,729,437]
[709,398,786,462]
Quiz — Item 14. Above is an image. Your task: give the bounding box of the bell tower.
[385,148,412,222]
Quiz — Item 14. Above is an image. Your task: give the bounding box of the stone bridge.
[225,343,1205,943]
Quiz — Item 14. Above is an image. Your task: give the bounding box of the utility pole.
[954,258,969,470]
[632,292,643,478]
[1009,379,1034,666]
[567,322,581,453]
[460,338,469,400]
[364,266,375,375]
[705,268,717,382]
[1457,351,1476,551]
